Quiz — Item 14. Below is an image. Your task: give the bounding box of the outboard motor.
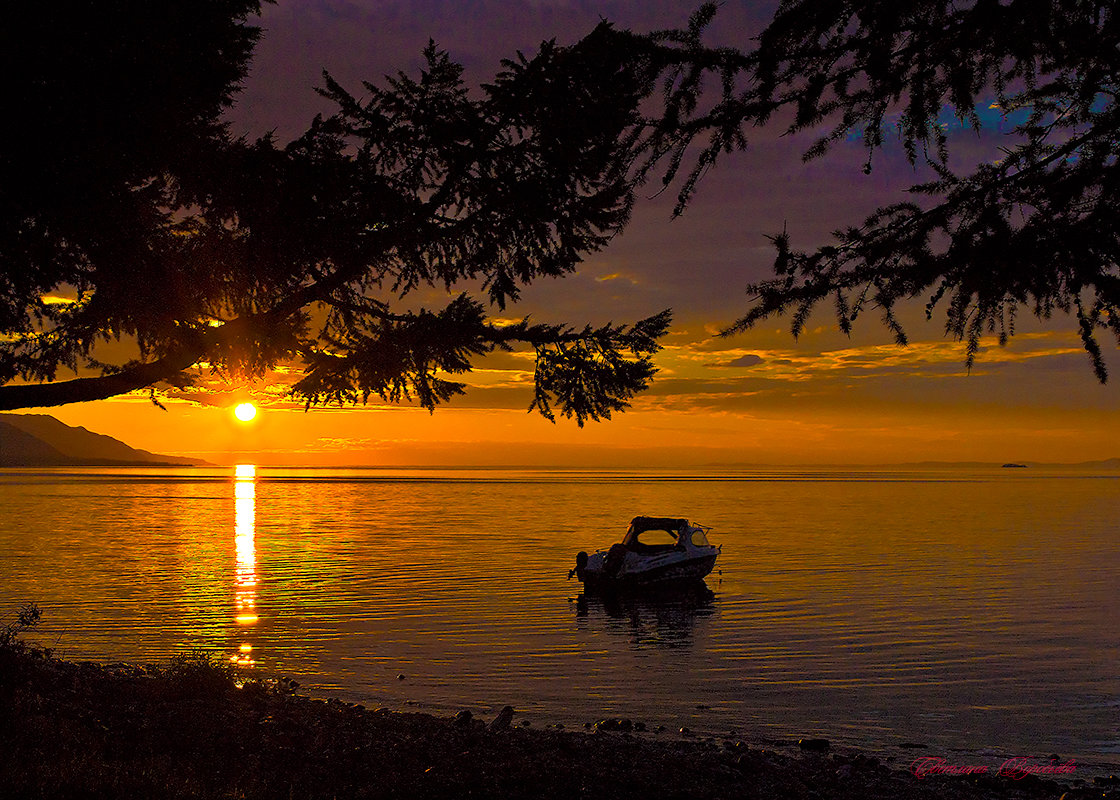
[568,550,588,580]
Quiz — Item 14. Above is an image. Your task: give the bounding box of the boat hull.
[579,552,718,591]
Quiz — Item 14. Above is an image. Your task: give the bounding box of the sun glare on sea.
[233,402,258,422]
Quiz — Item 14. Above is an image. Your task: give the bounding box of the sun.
[233,402,258,422]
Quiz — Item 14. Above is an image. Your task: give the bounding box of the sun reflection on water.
[232,465,258,666]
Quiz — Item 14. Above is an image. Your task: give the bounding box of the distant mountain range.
[0,414,209,467]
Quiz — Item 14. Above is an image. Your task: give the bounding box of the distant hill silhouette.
[0,414,209,467]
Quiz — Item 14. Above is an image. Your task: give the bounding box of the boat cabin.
[622,516,709,553]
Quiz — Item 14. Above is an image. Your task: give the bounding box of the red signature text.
[911,757,989,778]
[911,756,1076,780]
[998,757,1077,780]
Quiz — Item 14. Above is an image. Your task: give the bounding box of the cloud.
[595,272,641,285]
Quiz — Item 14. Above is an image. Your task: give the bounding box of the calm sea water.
[1,466,1118,767]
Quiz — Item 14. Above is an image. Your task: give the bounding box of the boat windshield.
[633,528,678,546]
[690,529,710,546]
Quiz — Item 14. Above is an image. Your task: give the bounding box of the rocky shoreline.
[2,629,1116,799]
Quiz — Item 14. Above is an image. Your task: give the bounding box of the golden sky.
[15,1,1120,466]
[33,310,1118,466]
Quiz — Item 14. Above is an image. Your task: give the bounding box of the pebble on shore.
[488,705,515,731]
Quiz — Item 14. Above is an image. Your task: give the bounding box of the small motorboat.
[569,516,720,590]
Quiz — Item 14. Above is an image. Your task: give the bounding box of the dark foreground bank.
[1,629,1115,799]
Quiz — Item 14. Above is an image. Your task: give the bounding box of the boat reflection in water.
[231,464,258,667]
[574,582,717,650]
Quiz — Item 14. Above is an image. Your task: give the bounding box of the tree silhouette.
[652,1,1120,381]
[11,2,1109,418]
[0,3,702,421]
